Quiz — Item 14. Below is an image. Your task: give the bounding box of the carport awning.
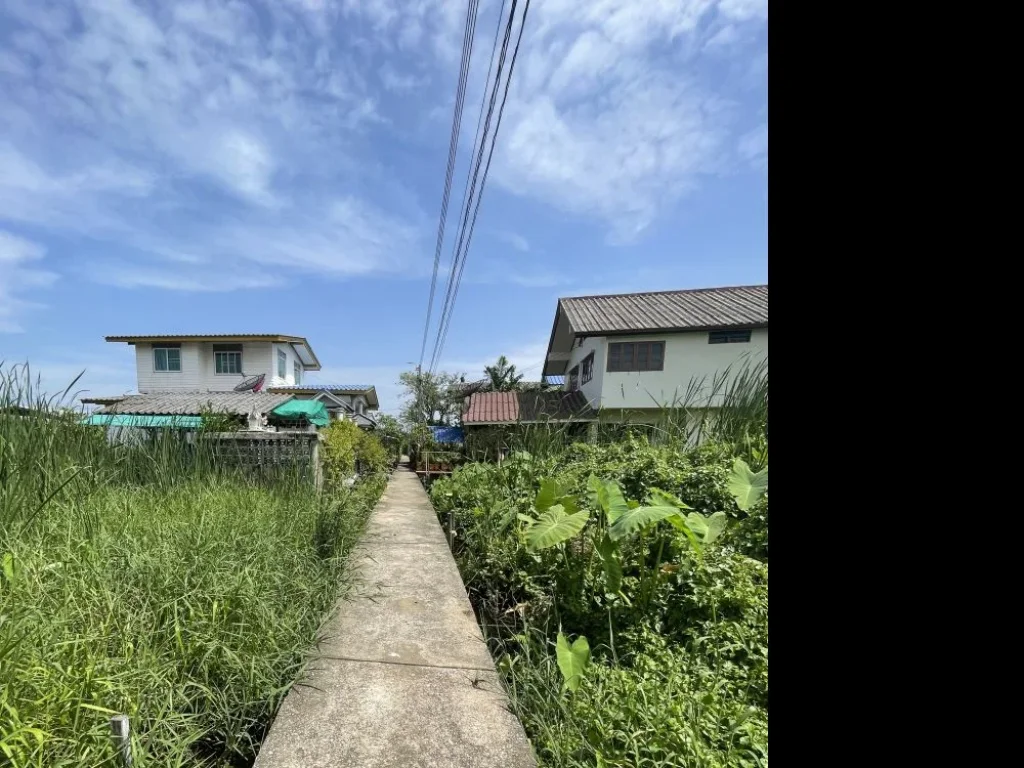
[83,414,204,428]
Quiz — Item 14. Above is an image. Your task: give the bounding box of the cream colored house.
[84,334,377,427]
[542,285,768,421]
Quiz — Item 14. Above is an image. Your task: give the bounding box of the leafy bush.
[430,437,768,768]
[321,419,361,487]
[356,429,392,475]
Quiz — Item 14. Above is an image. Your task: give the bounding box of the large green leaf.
[586,475,629,524]
[586,474,608,513]
[595,534,622,593]
[535,478,569,512]
[525,505,590,550]
[556,632,590,692]
[729,458,768,511]
[704,511,728,544]
[649,488,691,510]
[608,505,681,542]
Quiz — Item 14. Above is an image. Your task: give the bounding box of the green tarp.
[271,399,330,427]
[83,414,204,428]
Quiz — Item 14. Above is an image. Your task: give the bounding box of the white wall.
[563,336,605,407]
[135,341,305,392]
[596,329,767,410]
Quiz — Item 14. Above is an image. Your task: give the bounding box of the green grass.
[1,363,384,766]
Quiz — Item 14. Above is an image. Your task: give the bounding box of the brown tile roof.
[94,392,292,416]
[462,391,597,424]
[560,285,768,335]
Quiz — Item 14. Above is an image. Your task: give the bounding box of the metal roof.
[462,391,597,425]
[94,391,292,416]
[269,384,373,392]
[104,334,322,370]
[269,384,379,410]
[559,285,768,335]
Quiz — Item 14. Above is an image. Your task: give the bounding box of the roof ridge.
[558,284,767,303]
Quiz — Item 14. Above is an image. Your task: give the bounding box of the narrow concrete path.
[254,468,536,768]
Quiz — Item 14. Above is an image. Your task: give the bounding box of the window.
[294,361,302,385]
[277,349,287,378]
[708,329,752,344]
[213,343,243,375]
[568,365,580,391]
[607,341,665,372]
[153,345,181,372]
[581,352,595,385]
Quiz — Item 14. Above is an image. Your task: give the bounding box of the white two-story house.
[541,285,768,421]
[83,334,378,428]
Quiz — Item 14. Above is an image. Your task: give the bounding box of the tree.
[374,414,404,446]
[484,355,524,392]
[398,369,464,428]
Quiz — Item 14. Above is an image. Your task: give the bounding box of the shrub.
[356,430,391,475]
[321,419,361,487]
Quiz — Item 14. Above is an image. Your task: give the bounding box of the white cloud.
[486,0,766,240]
[496,230,531,252]
[738,123,768,169]
[0,229,58,333]
[0,0,425,289]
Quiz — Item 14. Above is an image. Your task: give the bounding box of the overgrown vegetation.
[0,363,387,766]
[430,379,768,767]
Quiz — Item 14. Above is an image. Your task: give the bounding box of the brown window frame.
[581,352,595,384]
[607,341,665,372]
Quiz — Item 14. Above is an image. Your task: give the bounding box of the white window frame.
[153,346,181,372]
[213,344,243,375]
[293,361,302,385]
[277,349,287,378]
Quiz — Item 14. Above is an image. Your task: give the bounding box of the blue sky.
[0,0,767,414]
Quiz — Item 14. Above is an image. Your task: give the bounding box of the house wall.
[596,328,768,410]
[563,335,605,407]
[135,341,306,392]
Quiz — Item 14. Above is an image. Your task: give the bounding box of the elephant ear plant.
[519,474,730,692]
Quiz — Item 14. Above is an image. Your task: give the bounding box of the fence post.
[110,714,132,766]
[447,511,454,549]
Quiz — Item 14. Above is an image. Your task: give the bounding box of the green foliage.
[356,430,392,475]
[322,419,361,487]
[555,633,591,692]
[0,362,384,766]
[198,403,239,433]
[484,355,525,392]
[728,458,768,511]
[398,369,464,427]
[430,436,768,768]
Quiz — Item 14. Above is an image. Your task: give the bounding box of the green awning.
[83,414,204,428]
[271,399,330,427]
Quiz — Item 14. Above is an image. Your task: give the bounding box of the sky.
[0,0,768,414]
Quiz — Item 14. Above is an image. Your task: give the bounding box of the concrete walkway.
[254,468,536,768]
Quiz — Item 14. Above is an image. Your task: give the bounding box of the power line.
[429,0,532,374]
[417,0,482,374]
[429,0,512,375]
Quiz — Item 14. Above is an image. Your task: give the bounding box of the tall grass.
[0,362,382,766]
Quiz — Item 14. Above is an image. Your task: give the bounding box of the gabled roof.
[267,384,378,409]
[462,391,596,425]
[87,391,292,416]
[544,285,768,376]
[560,285,768,335]
[104,334,322,370]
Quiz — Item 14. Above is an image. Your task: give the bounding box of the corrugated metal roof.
[97,392,291,416]
[462,391,596,424]
[269,384,374,391]
[560,285,768,334]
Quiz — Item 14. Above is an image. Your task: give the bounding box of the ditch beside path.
[254,467,537,768]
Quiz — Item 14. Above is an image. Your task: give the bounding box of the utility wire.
[429,0,512,375]
[430,0,532,374]
[417,0,481,374]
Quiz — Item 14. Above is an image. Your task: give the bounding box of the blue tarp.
[429,426,464,445]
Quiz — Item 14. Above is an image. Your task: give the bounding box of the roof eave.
[579,321,769,337]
